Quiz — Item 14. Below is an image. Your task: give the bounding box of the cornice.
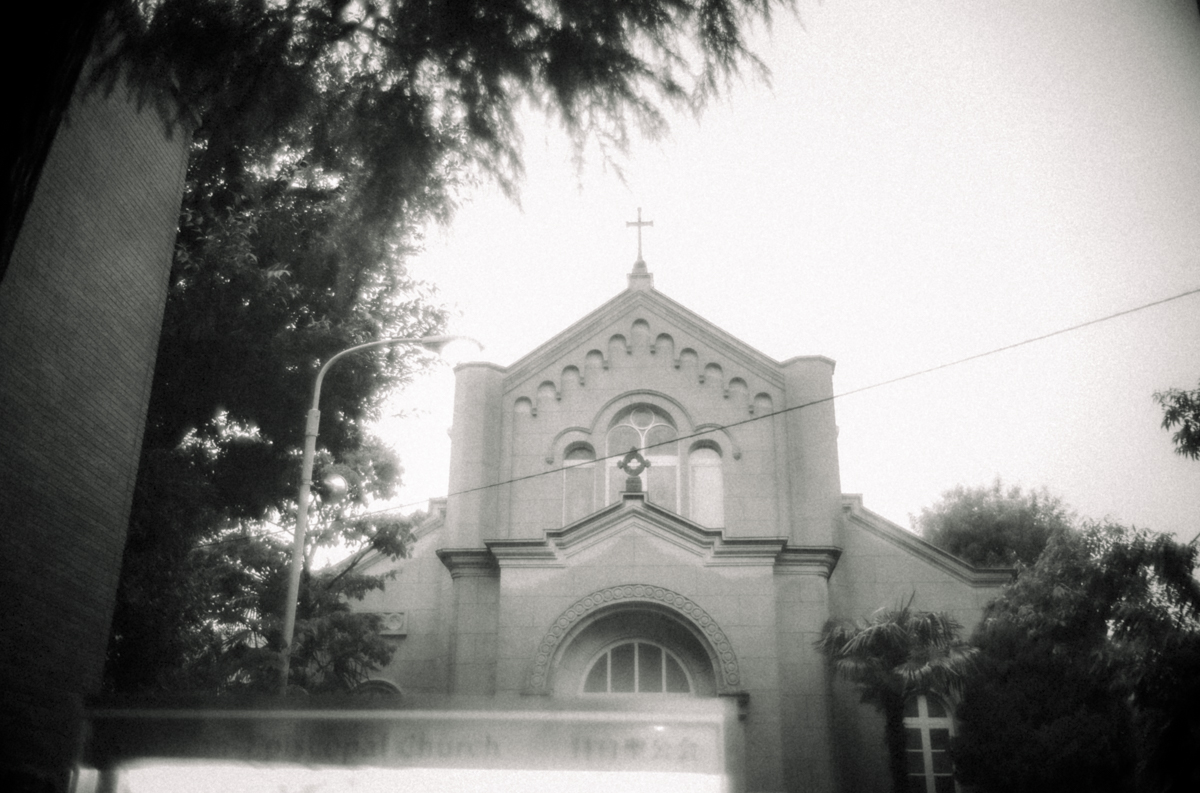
[774,546,842,578]
[841,494,1015,588]
[485,492,843,573]
[435,547,499,579]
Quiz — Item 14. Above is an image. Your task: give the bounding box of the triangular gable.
[486,492,839,573]
[502,286,788,393]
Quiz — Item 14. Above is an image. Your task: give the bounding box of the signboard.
[76,698,741,793]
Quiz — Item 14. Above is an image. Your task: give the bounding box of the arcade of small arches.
[510,317,779,419]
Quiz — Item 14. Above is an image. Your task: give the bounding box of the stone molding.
[435,548,499,579]
[526,583,743,695]
[487,493,842,572]
[774,546,842,578]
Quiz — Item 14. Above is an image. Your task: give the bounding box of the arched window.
[606,406,678,511]
[563,445,596,524]
[904,694,957,793]
[688,445,724,527]
[581,641,692,694]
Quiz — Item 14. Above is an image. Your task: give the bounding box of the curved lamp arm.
[280,334,481,694]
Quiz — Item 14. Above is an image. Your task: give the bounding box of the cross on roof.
[626,207,653,264]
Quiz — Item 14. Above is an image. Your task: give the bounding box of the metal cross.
[626,207,653,262]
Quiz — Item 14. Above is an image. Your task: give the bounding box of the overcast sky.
[377,0,1200,546]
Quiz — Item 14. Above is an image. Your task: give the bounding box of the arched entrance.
[527,584,742,697]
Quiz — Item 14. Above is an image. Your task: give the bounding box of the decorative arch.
[588,390,697,437]
[691,422,742,460]
[527,584,742,695]
[544,425,593,464]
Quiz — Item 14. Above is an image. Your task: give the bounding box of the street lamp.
[279,334,480,694]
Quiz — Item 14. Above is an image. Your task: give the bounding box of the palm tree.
[815,594,976,793]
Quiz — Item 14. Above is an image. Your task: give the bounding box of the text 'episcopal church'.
[350,242,1010,793]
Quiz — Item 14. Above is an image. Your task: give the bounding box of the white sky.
[377,0,1200,547]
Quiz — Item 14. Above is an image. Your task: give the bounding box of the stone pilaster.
[781,356,843,547]
[775,548,840,793]
[444,362,504,547]
[437,549,500,695]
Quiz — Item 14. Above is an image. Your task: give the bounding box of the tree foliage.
[954,521,1200,793]
[1153,380,1200,461]
[109,437,419,693]
[104,0,786,693]
[913,479,1072,567]
[816,597,976,793]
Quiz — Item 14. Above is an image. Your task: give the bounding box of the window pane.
[906,750,927,775]
[645,424,677,449]
[607,425,641,455]
[907,778,929,793]
[638,644,663,693]
[931,750,952,774]
[648,464,677,510]
[903,698,920,717]
[564,468,593,524]
[933,777,956,793]
[690,454,724,527]
[905,728,924,750]
[583,656,608,693]
[665,655,689,693]
[611,643,635,692]
[630,408,655,428]
[608,466,624,504]
[929,728,951,751]
[925,697,947,717]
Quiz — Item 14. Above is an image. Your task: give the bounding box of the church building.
[352,235,1010,792]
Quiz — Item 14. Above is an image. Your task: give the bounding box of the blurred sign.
[79,698,740,790]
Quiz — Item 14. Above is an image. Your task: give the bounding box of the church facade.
[352,257,1010,792]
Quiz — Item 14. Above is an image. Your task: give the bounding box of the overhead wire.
[195,284,1200,550]
[351,284,1200,519]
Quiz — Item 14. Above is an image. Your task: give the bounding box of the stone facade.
[352,263,1010,792]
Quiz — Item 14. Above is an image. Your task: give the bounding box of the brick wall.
[0,56,188,787]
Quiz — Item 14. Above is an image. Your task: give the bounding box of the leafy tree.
[104,0,786,693]
[1153,380,1200,461]
[816,597,976,793]
[954,521,1200,793]
[109,435,418,693]
[912,479,1073,567]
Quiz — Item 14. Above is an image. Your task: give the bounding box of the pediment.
[501,286,788,396]
[486,492,823,569]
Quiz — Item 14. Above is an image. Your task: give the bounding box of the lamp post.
[279,334,480,694]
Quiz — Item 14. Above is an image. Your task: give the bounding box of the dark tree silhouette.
[816,597,976,793]
[913,479,1072,567]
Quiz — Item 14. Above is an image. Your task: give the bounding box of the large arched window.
[562,444,596,524]
[606,406,678,510]
[688,445,724,527]
[581,641,692,694]
[904,694,957,793]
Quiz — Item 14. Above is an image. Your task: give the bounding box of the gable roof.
[502,284,790,390]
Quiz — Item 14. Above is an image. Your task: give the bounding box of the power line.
[333,284,1200,519]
